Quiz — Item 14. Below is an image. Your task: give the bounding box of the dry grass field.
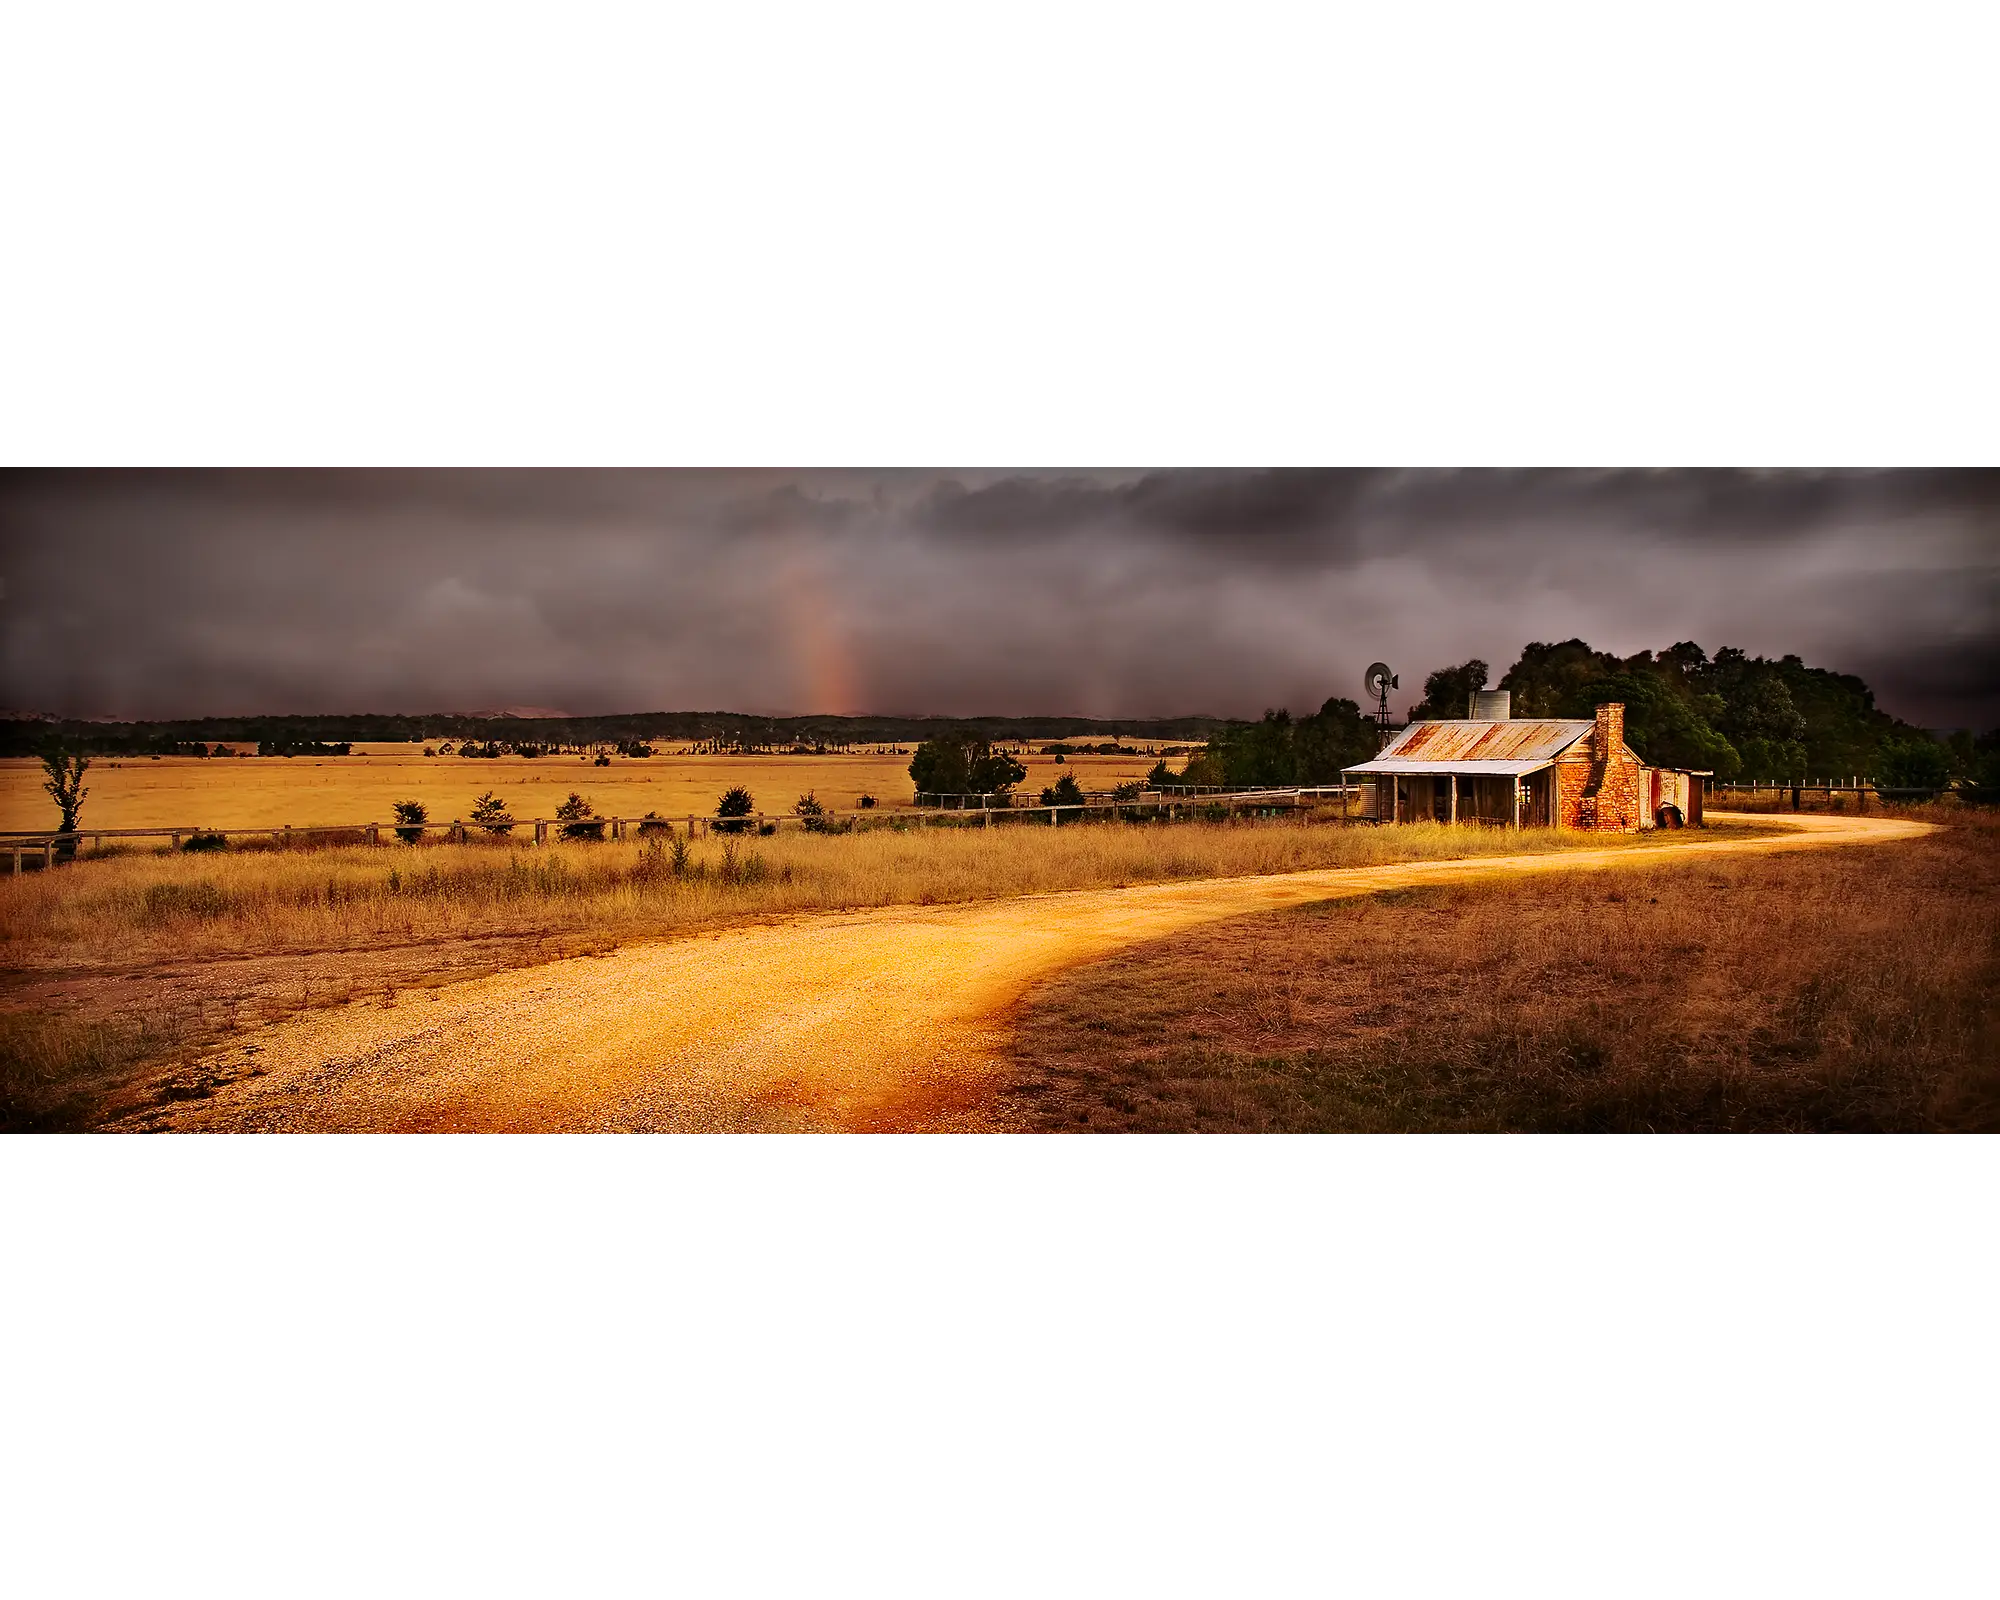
[0,816,1758,1130]
[1003,808,1999,1133]
[0,746,1162,832]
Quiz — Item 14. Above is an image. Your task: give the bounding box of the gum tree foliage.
[1158,699,1378,789]
[1410,659,1489,720]
[1874,736,1951,793]
[907,735,1027,799]
[1960,736,2000,805]
[40,748,91,832]
[1495,638,1919,781]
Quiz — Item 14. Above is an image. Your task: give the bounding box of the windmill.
[1364,662,1399,745]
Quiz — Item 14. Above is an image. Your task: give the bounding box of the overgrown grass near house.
[1003,811,1998,1132]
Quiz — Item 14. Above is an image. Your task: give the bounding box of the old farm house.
[1344,692,1704,830]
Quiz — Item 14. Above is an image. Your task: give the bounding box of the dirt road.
[126,813,1929,1133]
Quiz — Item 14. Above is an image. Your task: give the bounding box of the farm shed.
[1344,695,1705,831]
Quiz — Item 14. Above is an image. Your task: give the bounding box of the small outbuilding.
[1343,693,1704,831]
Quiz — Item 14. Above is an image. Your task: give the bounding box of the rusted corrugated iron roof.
[1342,718,1594,774]
[1344,756,1557,776]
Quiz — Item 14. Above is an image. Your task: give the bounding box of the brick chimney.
[1594,701,1624,757]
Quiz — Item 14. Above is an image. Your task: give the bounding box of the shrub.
[636,810,673,836]
[181,831,228,852]
[794,791,846,834]
[1040,773,1087,809]
[470,791,514,835]
[716,785,755,835]
[556,791,605,840]
[857,793,877,810]
[392,799,428,844]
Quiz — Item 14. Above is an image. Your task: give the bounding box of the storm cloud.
[2,469,1995,728]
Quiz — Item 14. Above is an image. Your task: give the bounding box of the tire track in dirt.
[124,813,1930,1133]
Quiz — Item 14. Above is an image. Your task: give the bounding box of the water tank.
[1469,690,1512,720]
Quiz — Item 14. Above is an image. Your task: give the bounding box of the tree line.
[0,710,1230,759]
[1411,638,1992,787]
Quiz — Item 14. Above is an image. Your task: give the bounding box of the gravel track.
[125,812,1929,1133]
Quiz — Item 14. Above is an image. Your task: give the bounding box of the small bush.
[181,831,229,853]
[794,791,846,834]
[717,842,769,886]
[470,792,514,835]
[556,792,603,840]
[1040,774,1087,809]
[716,785,755,835]
[857,793,877,810]
[637,811,673,836]
[392,799,428,844]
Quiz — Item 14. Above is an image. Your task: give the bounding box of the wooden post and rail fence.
[1,787,1372,874]
[1699,777,1910,811]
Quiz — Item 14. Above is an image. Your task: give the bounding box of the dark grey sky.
[3,470,1995,728]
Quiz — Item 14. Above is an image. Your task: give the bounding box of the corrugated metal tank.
[1469,690,1512,720]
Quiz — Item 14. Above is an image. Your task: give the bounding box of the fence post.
[45,841,55,869]
[11,847,19,876]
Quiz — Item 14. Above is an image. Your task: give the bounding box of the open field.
[0,747,1162,832]
[1006,809,1998,1132]
[0,812,1855,1131]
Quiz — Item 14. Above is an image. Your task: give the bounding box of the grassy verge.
[1002,811,1998,1132]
